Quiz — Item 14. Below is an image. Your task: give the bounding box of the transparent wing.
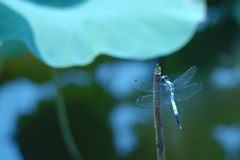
[173,66,197,89]
[174,83,203,101]
[135,92,171,107]
[131,79,164,93]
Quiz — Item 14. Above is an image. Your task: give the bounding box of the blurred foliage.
[0,0,205,67]
[17,84,118,160]
[25,0,85,7]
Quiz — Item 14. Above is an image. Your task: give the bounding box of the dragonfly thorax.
[161,75,174,93]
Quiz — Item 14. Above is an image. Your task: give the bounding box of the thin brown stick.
[153,64,165,160]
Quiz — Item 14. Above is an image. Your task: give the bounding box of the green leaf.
[0,0,206,68]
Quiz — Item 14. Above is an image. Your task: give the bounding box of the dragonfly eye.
[161,76,168,81]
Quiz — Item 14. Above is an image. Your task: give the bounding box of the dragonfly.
[131,66,203,129]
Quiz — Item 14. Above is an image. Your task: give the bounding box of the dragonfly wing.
[136,92,171,107]
[173,66,197,88]
[131,79,162,93]
[174,83,203,101]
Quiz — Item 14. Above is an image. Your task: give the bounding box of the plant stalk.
[0,42,4,76]
[0,54,4,76]
[50,68,84,160]
[153,64,165,160]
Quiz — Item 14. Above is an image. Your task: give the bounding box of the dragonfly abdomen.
[170,94,182,129]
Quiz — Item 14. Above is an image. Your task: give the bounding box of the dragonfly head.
[161,75,169,82]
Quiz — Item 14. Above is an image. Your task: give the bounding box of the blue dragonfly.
[131,66,203,129]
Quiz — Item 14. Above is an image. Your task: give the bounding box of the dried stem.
[50,68,84,160]
[153,64,165,160]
